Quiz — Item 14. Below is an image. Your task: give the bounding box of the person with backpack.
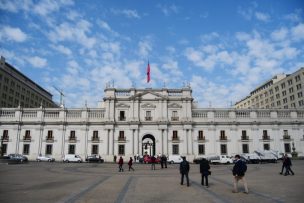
[180,156,190,187]
[232,154,248,194]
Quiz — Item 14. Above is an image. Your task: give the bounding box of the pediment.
[116,103,130,108]
[131,91,166,100]
[168,103,182,108]
[141,103,156,108]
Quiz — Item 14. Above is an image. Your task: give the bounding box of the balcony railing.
[219,136,227,141]
[1,136,9,141]
[118,137,126,142]
[145,117,152,121]
[23,136,31,142]
[171,117,179,121]
[46,136,54,142]
[172,136,180,142]
[197,136,205,141]
[118,117,126,121]
[69,137,77,142]
[241,136,249,141]
[262,136,270,140]
[92,137,100,142]
[283,135,291,140]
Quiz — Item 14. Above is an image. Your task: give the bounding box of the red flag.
[146,61,150,83]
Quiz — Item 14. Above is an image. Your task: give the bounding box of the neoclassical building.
[1,87,304,162]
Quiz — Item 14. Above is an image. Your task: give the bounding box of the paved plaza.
[0,160,303,203]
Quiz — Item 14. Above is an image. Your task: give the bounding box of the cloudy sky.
[0,0,303,108]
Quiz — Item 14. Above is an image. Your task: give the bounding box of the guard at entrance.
[180,156,190,186]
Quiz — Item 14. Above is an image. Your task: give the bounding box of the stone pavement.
[0,160,303,203]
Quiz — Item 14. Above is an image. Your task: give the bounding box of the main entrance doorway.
[142,134,155,156]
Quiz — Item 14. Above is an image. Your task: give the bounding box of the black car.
[85,155,104,163]
[6,154,28,163]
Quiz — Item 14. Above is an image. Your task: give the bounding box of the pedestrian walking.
[161,155,167,168]
[151,155,156,170]
[180,156,190,186]
[284,155,294,176]
[280,154,288,175]
[118,156,124,172]
[232,154,248,194]
[200,158,210,188]
[128,157,135,171]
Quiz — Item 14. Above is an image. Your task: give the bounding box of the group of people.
[179,155,249,193]
[280,154,294,176]
[116,153,295,194]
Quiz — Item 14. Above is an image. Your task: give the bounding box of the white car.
[36,155,55,162]
[167,155,183,164]
[63,154,82,163]
[210,155,233,164]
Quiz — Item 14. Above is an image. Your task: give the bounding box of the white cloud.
[255,12,270,22]
[162,59,182,77]
[157,4,179,16]
[27,56,47,68]
[50,44,72,56]
[111,9,140,19]
[291,23,304,41]
[48,20,96,49]
[0,26,27,42]
[138,40,152,58]
[271,27,288,41]
[0,0,31,13]
[284,9,303,22]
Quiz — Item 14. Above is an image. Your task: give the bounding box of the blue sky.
[0,0,304,108]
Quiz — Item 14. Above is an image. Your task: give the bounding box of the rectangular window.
[276,94,280,99]
[288,79,293,85]
[290,95,295,101]
[119,111,125,121]
[220,130,226,140]
[47,130,53,139]
[25,130,31,138]
[283,98,287,104]
[2,144,7,154]
[220,144,227,154]
[92,145,99,155]
[284,143,291,153]
[2,130,8,139]
[70,131,76,140]
[241,130,247,140]
[282,90,286,96]
[263,130,268,136]
[23,144,30,155]
[296,84,302,90]
[172,144,179,155]
[68,145,75,154]
[118,145,125,155]
[295,75,301,82]
[93,131,98,138]
[242,144,249,153]
[198,144,205,155]
[45,145,53,155]
[281,83,285,89]
[263,144,270,150]
[119,131,124,139]
[289,87,294,93]
[173,130,178,138]
[198,130,204,139]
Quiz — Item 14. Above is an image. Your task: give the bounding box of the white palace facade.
[1,87,304,162]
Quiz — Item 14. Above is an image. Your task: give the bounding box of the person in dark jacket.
[232,155,248,194]
[160,155,167,169]
[284,155,294,176]
[118,156,124,172]
[128,157,135,171]
[200,158,210,187]
[180,156,190,186]
[280,154,288,175]
[151,156,156,170]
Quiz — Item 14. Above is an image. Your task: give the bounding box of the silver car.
[36,155,55,162]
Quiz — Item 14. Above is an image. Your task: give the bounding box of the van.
[63,154,82,163]
[210,155,233,164]
[167,155,183,164]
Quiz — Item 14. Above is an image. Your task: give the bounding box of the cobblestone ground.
[0,160,303,203]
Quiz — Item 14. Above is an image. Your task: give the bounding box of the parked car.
[167,155,183,164]
[36,155,55,162]
[63,154,82,163]
[85,155,104,163]
[6,154,28,163]
[210,155,233,164]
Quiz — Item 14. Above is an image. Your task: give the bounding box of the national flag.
[147,61,150,83]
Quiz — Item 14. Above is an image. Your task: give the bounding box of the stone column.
[106,129,109,155]
[165,129,168,155]
[185,129,188,154]
[61,124,66,156]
